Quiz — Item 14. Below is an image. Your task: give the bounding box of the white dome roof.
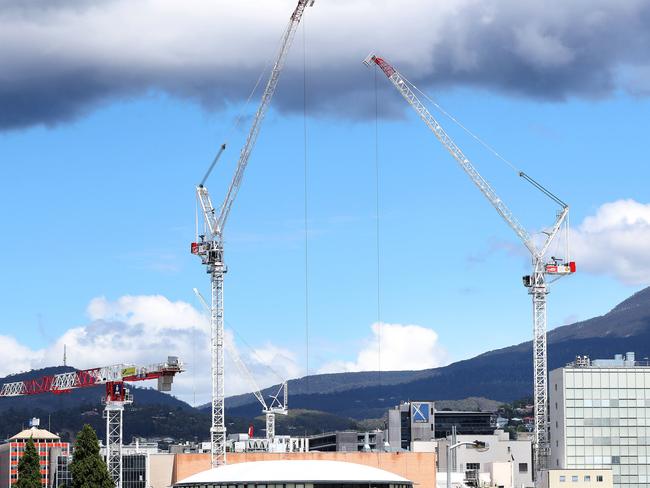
[176,460,412,485]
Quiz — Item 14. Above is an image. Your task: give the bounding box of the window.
[518,463,528,473]
[571,475,578,482]
[612,456,620,464]
[584,475,591,482]
[597,475,604,482]
[559,476,566,482]
[466,463,480,470]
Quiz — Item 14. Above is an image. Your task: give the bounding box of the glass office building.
[550,353,647,488]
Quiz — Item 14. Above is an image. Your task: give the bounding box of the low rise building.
[437,429,533,488]
[0,420,70,488]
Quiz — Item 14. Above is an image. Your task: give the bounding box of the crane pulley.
[365,53,574,481]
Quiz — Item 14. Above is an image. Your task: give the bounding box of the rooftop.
[10,427,60,441]
[175,460,412,485]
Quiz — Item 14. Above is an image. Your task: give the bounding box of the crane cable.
[303,10,311,395]
[402,75,521,174]
[401,74,568,208]
[374,66,382,391]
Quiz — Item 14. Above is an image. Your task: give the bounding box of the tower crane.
[0,357,183,488]
[193,288,288,443]
[191,0,313,468]
[364,54,576,480]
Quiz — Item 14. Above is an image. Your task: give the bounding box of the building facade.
[308,431,386,452]
[434,410,497,439]
[437,429,533,487]
[0,423,70,488]
[550,353,650,488]
[541,469,613,487]
[387,401,435,450]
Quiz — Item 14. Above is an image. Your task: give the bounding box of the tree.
[70,424,114,488]
[15,437,41,488]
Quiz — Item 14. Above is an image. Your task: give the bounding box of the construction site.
[2,1,648,488]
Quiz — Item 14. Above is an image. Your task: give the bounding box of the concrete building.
[174,460,413,488]
[550,352,650,488]
[308,431,386,452]
[0,421,70,488]
[388,401,435,450]
[437,430,533,488]
[540,469,613,487]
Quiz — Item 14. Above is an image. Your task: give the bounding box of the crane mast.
[193,289,288,443]
[192,0,313,468]
[0,358,183,488]
[365,54,575,481]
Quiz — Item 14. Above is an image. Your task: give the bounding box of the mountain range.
[2,286,649,439]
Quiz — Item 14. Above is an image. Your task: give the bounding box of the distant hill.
[4,286,650,439]
[225,286,650,419]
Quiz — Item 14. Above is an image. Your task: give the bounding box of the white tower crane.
[193,288,288,442]
[364,54,576,480]
[191,0,313,468]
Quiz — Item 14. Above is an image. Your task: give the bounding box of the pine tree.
[15,437,41,488]
[70,424,114,488]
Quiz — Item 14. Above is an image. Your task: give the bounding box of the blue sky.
[1,0,649,402]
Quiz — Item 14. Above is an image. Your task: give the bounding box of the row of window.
[564,371,650,389]
[566,445,650,456]
[565,428,650,439]
[558,474,604,483]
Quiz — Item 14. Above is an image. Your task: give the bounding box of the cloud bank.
[571,200,650,286]
[0,295,302,406]
[3,0,650,129]
[319,322,449,374]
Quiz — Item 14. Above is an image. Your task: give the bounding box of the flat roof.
[175,460,412,485]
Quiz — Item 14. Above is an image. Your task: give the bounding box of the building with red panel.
[0,420,70,488]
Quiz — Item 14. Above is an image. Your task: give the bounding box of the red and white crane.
[191,0,313,468]
[365,54,575,481]
[0,357,183,488]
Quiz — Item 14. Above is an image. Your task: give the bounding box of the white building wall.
[438,430,533,487]
[549,360,650,488]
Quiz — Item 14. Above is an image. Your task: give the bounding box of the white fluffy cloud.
[571,199,650,285]
[2,295,302,405]
[319,322,449,374]
[3,0,650,128]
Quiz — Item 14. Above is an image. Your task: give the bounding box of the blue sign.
[412,403,430,423]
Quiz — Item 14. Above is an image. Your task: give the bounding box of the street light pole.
[446,440,488,488]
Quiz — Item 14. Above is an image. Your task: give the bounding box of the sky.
[1,0,650,405]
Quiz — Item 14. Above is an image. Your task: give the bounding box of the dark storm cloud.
[2,0,650,130]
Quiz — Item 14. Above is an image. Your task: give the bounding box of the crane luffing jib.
[201,0,314,240]
[364,54,570,261]
[0,358,183,397]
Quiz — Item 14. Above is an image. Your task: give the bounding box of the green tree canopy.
[70,424,114,488]
[15,437,41,488]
